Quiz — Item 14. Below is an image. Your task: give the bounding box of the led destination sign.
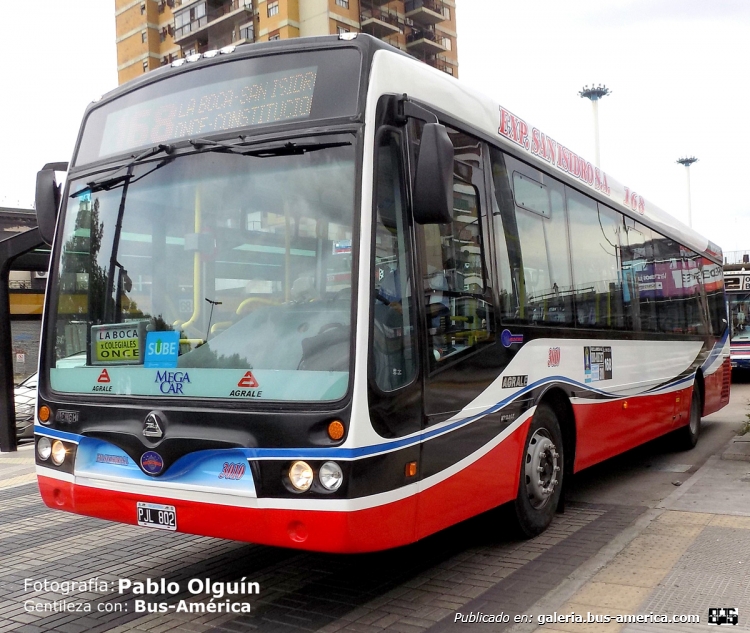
[100,66,318,157]
[75,48,361,165]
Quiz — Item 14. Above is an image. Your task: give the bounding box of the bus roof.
[85,33,720,263]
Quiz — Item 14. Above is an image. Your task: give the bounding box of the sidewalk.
[0,442,36,490]
[510,437,750,633]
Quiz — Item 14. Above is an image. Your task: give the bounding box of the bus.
[33,34,730,552]
[723,257,750,368]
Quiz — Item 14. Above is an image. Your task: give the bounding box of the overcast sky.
[1,1,748,252]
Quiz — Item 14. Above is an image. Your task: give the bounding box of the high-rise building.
[115,0,458,85]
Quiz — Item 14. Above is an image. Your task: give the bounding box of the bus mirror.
[35,162,67,245]
[413,123,454,224]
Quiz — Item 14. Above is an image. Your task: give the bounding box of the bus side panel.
[572,390,682,472]
[703,358,731,416]
[415,419,528,541]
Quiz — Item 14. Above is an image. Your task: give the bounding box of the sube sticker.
[144,331,180,368]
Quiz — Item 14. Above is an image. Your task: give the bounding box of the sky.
[458,0,750,254]
[0,0,748,252]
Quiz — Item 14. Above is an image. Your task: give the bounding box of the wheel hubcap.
[525,429,560,509]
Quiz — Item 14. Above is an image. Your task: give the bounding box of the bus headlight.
[37,437,51,461]
[319,461,343,491]
[289,461,313,492]
[51,440,67,466]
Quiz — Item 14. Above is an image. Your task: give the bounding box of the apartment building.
[115,0,458,85]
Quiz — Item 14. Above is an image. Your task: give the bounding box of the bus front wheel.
[514,403,564,537]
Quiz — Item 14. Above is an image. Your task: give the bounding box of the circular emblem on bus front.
[140,451,164,475]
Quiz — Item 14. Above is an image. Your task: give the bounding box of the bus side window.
[371,131,417,391]
[566,190,626,329]
[699,257,726,336]
[488,148,573,326]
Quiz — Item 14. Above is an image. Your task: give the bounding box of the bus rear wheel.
[677,388,701,450]
[514,403,564,537]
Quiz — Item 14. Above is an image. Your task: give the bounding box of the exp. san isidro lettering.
[498,106,612,196]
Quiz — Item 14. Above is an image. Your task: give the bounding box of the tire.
[513,403,564,538]
[677,388,701,450]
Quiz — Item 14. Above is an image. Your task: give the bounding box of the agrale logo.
[230,371,263,398]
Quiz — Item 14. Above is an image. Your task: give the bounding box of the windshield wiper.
[71,143,175,197]
[189,138,351,158]
[70,138,351,198]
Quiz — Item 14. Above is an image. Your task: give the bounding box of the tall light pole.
[676,156,698,228]
[579,84,611,168]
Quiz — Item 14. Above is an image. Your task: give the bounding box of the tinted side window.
[650,235,688,333]
[681,248,709,335]
[419,129,494,369]
[700,257,726,336]
[489,149,573,325]
[619,218,650,331]
[566,189,625,329]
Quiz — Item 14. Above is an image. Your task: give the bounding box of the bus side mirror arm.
[35,162,68,246]
[393,94,439,125]
[390,95,453,224]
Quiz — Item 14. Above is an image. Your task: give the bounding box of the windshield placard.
[91,322,147,365]
[100,66,317,158]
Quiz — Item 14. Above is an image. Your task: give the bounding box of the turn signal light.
[327,420,345,441]
[622,401,628,410]
[405,461,418,477]
[38,405,51,423]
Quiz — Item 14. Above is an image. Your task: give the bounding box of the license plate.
[137,502,177,531]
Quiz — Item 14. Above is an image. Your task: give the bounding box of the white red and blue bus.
[723,257,750,368]
[33,34,730,552]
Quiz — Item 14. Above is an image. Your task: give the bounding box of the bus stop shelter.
[0,227,46,452]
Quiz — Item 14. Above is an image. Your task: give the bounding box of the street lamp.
[676,156,698,228]
[579,84,611,168]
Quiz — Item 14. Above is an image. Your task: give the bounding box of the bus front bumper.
[36,471,418,553]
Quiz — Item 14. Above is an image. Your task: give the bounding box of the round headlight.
[37,437,51,461]
[51,440,66,466]
[319,461,343,491]
[288,461,313,492]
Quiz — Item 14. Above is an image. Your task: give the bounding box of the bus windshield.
[49,134,356,402]
[730,293,750,342]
